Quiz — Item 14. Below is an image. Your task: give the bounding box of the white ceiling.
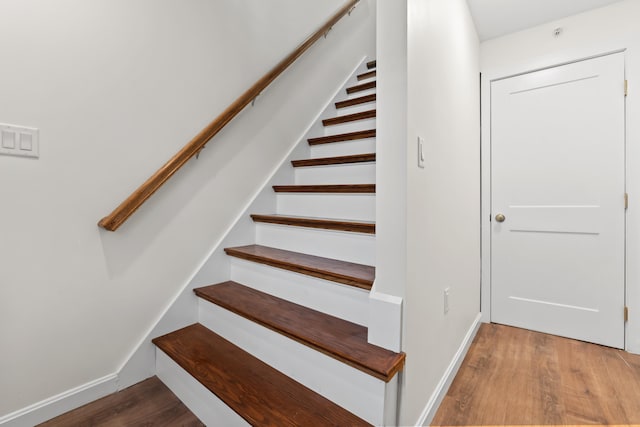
[467,0,625,41]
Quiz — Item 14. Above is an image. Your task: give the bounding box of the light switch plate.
[418,136,425,168]
[0,123,39,158]
[444,287,450,314]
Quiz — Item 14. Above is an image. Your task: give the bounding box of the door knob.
[495,213,506,223]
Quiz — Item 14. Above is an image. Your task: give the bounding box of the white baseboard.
[0,374,118,427]
[415,313,482,426]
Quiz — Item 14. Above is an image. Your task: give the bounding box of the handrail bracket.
[251,93,261,107]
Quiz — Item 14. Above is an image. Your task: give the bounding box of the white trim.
[383,376,399,427]
[368,285,403,352]
[0,374,118,427]
[414,313,482,426]
[491,49,625,82]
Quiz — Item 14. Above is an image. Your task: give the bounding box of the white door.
[491,53,626,348]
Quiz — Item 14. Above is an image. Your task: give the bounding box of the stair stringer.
[117,56,372,390]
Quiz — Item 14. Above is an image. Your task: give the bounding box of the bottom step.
[153,324,370,427]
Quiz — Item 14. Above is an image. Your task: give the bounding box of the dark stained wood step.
[251,214,375,234]
[153,324,370,427]
[335,94,376,109]
[346,80,376,94]
[38,377,204,427]
[273,184,375,193]
[224,244,374,289]
[323,109,376,127]
[357,70,376,81]
[195,282,405,382]
[367,60,377,69]
[291,153,376,167]
[308,129,376,146]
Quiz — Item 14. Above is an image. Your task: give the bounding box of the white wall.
[369,0,408,353]
[375,0,408,301]
[480,0,640,354]
[377,0,481,424]
[0,0,375,418]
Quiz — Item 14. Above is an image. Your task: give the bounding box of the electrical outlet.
[444,288,450,314]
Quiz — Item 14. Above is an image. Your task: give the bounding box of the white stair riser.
[230,257,369,326]
[198,300,386,425]
[295,162,376,185]
[324,118,376,135]
[310,138,376,158]
[255,223,375,265]
[156,350,250,427]
[277,193,375,221]
[335,102,377,116]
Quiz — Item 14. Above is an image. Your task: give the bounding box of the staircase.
[152,59,404,426]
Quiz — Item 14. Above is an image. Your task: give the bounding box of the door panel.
[491,53,625,348]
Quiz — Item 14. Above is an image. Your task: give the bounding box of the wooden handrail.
[99,0,360,231]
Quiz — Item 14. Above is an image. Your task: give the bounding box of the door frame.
[480,48,629,349]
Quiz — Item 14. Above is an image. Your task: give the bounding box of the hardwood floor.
[432,323,640,426]
[38,376,203,427]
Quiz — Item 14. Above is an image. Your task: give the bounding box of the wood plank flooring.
[432,323,640,426]
[38,376,203,427]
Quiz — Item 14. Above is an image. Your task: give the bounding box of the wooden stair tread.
[335,94,376,109]
[357,70,376,81]
[367,60,376,69]
[308,129,376,145]
[195,282,405,382]
[224,244,374,289]
[153,324,370,426]
[251,214,375,234]
[273,184,375,193]
[323,109,376,127]
[346,80,376,94]
[291,153,375,167]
